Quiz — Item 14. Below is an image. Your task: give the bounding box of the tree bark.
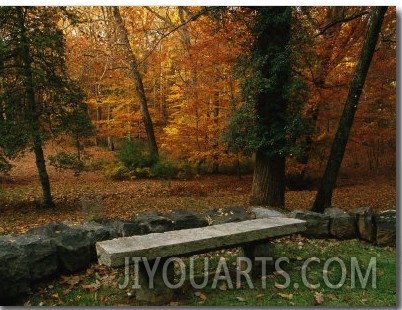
[17,7,54,208]
[249,7,292,207]
[111,7,159,158]
[250,150,286,207]
[312,6,387,212]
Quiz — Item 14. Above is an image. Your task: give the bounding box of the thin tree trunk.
[312,6,387,212]
[17,7,54,208]
[212,78,220,174]
[111,7,159,158]
[296,7,345,179]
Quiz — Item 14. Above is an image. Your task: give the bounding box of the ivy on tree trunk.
[248,7,292,207]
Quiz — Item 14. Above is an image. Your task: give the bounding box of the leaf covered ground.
[0,149,396,235]
[20,236,396,307]
[0,150,397,307]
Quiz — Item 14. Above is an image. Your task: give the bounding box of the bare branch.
[315,9,370,37]
[138,6,217,65]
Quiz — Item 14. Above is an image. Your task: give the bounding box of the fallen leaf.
[236,296,246,302]
[62,288,71,295]
[99,295,108,302]
[278,293,293,299]
[60,275,81,286]
[194,291,207,300]
[82,283,100,291]
[218,283,228,291]
[327,293,336,300]
[256,293,265,298]
[275,283,286,289]
[323,269,333,276]
[314,291,324,305]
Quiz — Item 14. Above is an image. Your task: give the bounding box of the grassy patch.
[20,237,396,307]
[182,237,396,307]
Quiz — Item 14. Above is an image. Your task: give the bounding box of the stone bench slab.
[96,217,306,267]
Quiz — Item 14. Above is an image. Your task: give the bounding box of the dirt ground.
[0,148,396,235]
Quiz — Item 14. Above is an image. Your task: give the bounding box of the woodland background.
[0,6,396,233]
[66,7,396,180]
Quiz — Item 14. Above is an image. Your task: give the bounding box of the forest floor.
[0,148,397,306]
[0,147,396,235]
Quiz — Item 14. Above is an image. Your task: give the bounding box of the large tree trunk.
[17,7,54,208]
[111,7,159,158]
[250,150,286,207]
[312,6,387,213]
[249,7,292,207]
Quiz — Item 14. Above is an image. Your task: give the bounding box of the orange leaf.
[278,293,293,299]
[314,291,324,305]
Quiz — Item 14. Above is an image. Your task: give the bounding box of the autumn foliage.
[0,6,395,183]
[59,7,396,180]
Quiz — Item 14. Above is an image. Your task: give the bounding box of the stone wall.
[0,207,396,302]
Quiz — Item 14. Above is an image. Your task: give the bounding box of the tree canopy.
[0,6,396,209]
[0,7,94,206]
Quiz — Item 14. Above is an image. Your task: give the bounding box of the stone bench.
[96,217,306,304]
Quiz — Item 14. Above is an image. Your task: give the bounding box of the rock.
[240,242,275,277]
[132,213,174,235]
[100,218,139,237]
[349,207,374,241]
[374,209,396,247]
[0,239,31,301]
[65,221,118,260]
[135,259,175,305]
[249,207,286,219]
[76,221,118,242]
[290,210,330,237]
[324,208,357,239]
[28,222,91,273]
[203,207,251,225]
[0,234,58,282]
[167,209,208,230]
[96,218,306,267]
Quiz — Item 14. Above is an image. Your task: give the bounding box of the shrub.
[151,160,179,179]
[48,151,85,176]
[116,138,157,169]
[0,156,12,174]
[134,167,154,178]
[116,139,143,169]
[176,162,193,179]
[104,163,131,180]
[87,158,109,172]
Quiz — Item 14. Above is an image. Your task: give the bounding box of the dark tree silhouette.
[312,6,388,212]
